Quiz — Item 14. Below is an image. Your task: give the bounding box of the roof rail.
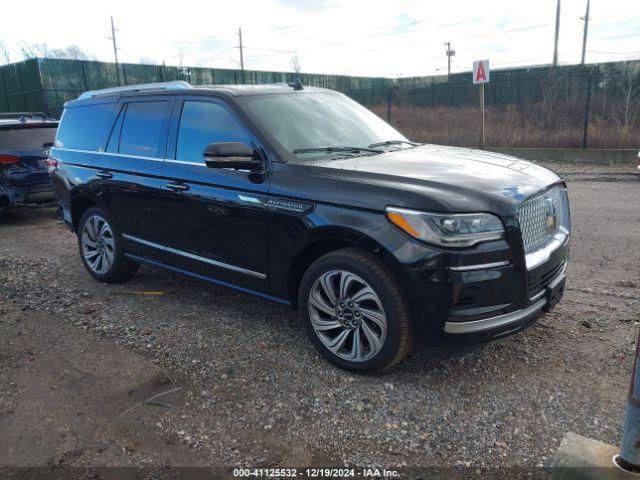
[77,81,192,100]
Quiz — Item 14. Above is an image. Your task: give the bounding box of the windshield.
[0,126,57,149]
[241,91,408,162]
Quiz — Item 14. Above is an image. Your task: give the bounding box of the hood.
[305,144,561,213]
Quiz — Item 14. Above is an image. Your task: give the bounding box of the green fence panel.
[213,68,238,84]
[1,57,637,126]
[82,61,120,89]
[189,67,214,85]
[0,68,6,112]
[39,58,85,94]
[1,62,26,111]
[121,63,162,85]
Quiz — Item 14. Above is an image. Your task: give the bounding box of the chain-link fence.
[1,57,638,149]
[373,61,640,149]
[0,58,391,118]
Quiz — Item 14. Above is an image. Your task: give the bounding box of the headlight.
[386,207,505,247]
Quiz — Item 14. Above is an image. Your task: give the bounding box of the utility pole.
[580,0,590,65]
[109,16,121,85]
[553,0,561,67]
[238,27,245,84]
[582,67,593,148]
[444,41,455,80]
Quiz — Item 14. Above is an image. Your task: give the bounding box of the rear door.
[104,97,175,263]
[159,97,270,292]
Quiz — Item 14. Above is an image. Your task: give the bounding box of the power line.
[594,32,640,40]
[161,9,542,71]
[314,10,524,49]
[463,22,550,40]
[243,46,297,54]
[587,50,640,55]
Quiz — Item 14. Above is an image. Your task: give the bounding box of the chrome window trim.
[53,149,241,169]
[449,260,510,272]
[122,234,266,279]
[51,147,164,162]
[444,298,546,334]
[164,159,206,167]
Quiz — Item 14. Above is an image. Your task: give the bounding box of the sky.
[1,0,639,78]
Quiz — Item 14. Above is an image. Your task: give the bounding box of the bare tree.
[49,45,92,60]
[0,39,11,64]
[540,68,564,127]
[613,61,640,134]
[177,49,184,68]
[290,53,302,74]
[19,42,91,60]
[19,41,50,59]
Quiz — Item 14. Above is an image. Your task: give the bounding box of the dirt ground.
[1,161,639,477]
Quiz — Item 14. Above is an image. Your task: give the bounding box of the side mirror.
[203,142,262,171]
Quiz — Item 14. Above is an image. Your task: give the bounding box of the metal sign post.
[617,331,640,471]
[473,60,490,149]
[480,83,485,149]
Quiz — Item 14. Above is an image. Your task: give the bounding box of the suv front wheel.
[299,248,412,373]
[77,206,139,283]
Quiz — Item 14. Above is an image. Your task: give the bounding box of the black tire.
[77,206,139,283]
[299,247,413,373]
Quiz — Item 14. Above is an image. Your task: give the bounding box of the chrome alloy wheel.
[81,214,115,275]
[308,270,387,362]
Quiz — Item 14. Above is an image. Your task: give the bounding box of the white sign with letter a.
[473,60,490,84]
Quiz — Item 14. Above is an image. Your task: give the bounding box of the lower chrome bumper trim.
[449,260,510,272]
[444,298,546,334]
[526,231,569,271]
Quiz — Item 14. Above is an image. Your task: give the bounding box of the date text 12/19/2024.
[232,468,400,478]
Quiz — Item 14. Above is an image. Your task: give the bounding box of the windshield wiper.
[368,140,421,148]
[292,146,383,155]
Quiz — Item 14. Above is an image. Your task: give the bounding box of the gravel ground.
[1,161,639,475]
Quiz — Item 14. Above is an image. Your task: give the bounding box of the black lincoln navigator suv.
[49,81,570,372]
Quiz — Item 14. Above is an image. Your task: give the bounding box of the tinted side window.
[55,103,115,150]
[119,101,168,157]
[176,101,251,163]
[106,105,124,153]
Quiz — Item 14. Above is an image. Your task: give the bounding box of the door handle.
[95,171,113,179]
[166,182,190,192]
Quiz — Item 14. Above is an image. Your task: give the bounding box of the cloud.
[274,0,337,13]
[1,0,639,77]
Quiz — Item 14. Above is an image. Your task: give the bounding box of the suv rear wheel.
[299,248,412,373]
[78,206,139,283]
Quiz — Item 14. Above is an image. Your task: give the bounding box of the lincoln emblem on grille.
[543,198,557,233]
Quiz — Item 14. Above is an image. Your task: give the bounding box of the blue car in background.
[0,113,58,216]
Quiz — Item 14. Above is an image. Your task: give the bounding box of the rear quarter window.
[55,102,116,151]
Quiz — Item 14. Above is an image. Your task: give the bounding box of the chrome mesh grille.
[518,186,567,254]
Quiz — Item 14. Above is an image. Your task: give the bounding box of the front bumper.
[444,298,546,334]
[388,221,569,346]
[444,260,566,335]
